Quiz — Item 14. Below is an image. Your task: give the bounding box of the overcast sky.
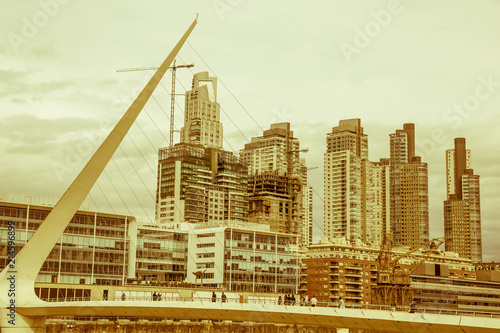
[1,0,499,261]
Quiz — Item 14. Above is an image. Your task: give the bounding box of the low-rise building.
[135,225,188,283]
[301,237,477,307]
[0,197,136,286]
[185,221,300,294]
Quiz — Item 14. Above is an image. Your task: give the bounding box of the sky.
[1,0,499,261]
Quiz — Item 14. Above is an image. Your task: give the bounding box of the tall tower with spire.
[180,72,223,149]
[156,72,248,225]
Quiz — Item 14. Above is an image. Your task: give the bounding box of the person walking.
[212,291,217,303]
[278,295,282,305]
[221,292,227,303]
[311,295,317,307]
[121,293,126,301]
[409,300,416,313]
[304,294,309,306]
[339,297,345,309]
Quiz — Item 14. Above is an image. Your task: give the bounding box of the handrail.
[36,296,500,318]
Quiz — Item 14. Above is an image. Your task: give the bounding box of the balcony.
[345,295,363,300]
[345,273,361,278]
[345,280,362,285]
[346,266,362,270]
[345,287,362,293]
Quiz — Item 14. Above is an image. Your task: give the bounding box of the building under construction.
[241,123,312,246]
[247,173,302,235]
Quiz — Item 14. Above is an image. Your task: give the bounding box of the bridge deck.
[17,300,500,333]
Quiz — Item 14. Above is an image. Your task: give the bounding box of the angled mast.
[0,16,198,305]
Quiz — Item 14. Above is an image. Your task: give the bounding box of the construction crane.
[117,60,194,147]
[371,234,446,307]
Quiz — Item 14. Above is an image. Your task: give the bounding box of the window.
[197,243,215,248]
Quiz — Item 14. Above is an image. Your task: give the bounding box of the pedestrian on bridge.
[339,297,345,309]
[409,300,416,313]
[311,296,317,307]
[212,291,217,303]
[221,292,227,303]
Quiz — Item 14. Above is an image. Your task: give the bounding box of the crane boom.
[372,235,446,306]
[116,64,194,72]
[116,62,194,146]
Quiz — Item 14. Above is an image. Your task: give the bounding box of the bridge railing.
[39,296,500,319]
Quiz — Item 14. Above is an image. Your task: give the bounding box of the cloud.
[0,69,78,98]
[10,97,27,104]
[28,40,56,59]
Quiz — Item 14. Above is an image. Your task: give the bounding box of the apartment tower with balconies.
[444,138,481,262]
[389,124,429,248]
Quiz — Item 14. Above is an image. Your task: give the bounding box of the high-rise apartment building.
[389,124,429,248]
[156,72,248,224]
[324,119,377,245]
[369,159,391,245]
[240,123,312,245]
[444,138,481,262]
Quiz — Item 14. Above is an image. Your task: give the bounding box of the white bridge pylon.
[0,16,198,333]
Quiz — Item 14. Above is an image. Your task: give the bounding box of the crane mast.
[372,234,445,307]
[117,61,194,147]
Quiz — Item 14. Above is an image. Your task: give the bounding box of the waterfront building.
[388,124,429,248]
[240,123,312,245]
[0,196,136,286]
[135,225,189,283]
[444,138,482,262]
[412,274,500,313]
[300,237,477,306]
[155,72,248,225]
[185,221,300,294]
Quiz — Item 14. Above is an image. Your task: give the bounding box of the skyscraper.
[180,72,223,149]
[389,124,429,248]
[240,123,311,245]
[370,159,391,246]
[444,138,481,262]
[156,72,248,224]
[324,119,370,244]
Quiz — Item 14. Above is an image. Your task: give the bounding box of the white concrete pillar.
[0,308,46,333]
